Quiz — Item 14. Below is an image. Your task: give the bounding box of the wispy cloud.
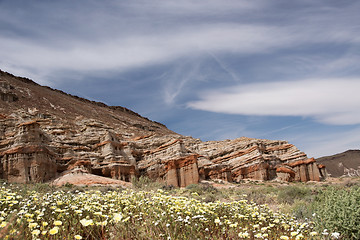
[160,53,246,106]
[208,53,240,82]
[124,0,263,15]
[161,60,201,105]
[1,0,360,81]
[188,78,360,125]
[0,24,296,72]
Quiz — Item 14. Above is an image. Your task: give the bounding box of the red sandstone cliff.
[0,70,325,186]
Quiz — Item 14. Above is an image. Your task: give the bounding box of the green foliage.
[184,183,220,202]
[277,185,313,204]
[185,183,218,195]
[289,199,314,220]
[131,175,164,190]
[240,186,278,205]
[63,182,74,188]
[314,186,360,239]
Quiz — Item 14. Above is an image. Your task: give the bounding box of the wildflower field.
[0,180,359,240]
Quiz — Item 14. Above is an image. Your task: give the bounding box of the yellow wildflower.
[49,227,59,235]
[80,219,93,227]
[54,220,62,226]
[113,213,123,222]
[31,229,40,236]
[28,222,38,228]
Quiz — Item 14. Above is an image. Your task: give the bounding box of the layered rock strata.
[184,137,323,183]
[0,70,325,186]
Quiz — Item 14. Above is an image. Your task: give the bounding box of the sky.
[1,0,360,158]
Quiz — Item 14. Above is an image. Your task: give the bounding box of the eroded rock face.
[164,154,199,187]
[184,137,324,183]
[0,70,325,186]
[0,81,18,102]
[0,121,57,183]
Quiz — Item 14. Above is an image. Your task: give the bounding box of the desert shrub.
[289,199,314,220]
[342,179,360,188]
[277,185,313,204]
[186,183,218,194]
[185,183,202,191]
[202,193,217,202]
[184,183,221,202]
[241,189,273,205]
[63,182,74,188]
[131,175,164,190]
[313,186,360,239]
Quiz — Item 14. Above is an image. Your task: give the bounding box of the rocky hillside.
[316,150,360,177]
[0,70,325,186]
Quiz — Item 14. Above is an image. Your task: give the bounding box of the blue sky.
[1,0,360,157]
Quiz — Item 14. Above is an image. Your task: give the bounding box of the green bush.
[186,183,218,194]
[314,186,360,239]
[184,183,220,202]
[240,185,278,205]
[131,175,164,190]
[290,199,314,220]
[277,185,313,204]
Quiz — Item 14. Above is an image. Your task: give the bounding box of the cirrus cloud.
[1,0,360,85]
[188,78,360,125]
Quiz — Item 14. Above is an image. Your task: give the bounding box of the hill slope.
[0,70,174,136]
[316,150,360,177]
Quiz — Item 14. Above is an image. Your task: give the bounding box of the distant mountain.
[316,150,360,177]
[0,69,325,186]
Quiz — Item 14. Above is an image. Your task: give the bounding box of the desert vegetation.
[0,178,359,239]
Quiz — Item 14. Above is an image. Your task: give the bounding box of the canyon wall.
[0,70,325,186]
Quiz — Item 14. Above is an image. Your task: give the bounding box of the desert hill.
[316,150,360,177]
[0,70,174,136]
[0,70,325,186]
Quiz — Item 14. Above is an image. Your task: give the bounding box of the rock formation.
[0,70,325,186]
[184,137,322,183]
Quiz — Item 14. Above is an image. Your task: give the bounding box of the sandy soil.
[52,172,131,187]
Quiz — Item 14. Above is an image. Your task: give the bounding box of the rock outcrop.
[0,70,325,186]
[184,137,322,183]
